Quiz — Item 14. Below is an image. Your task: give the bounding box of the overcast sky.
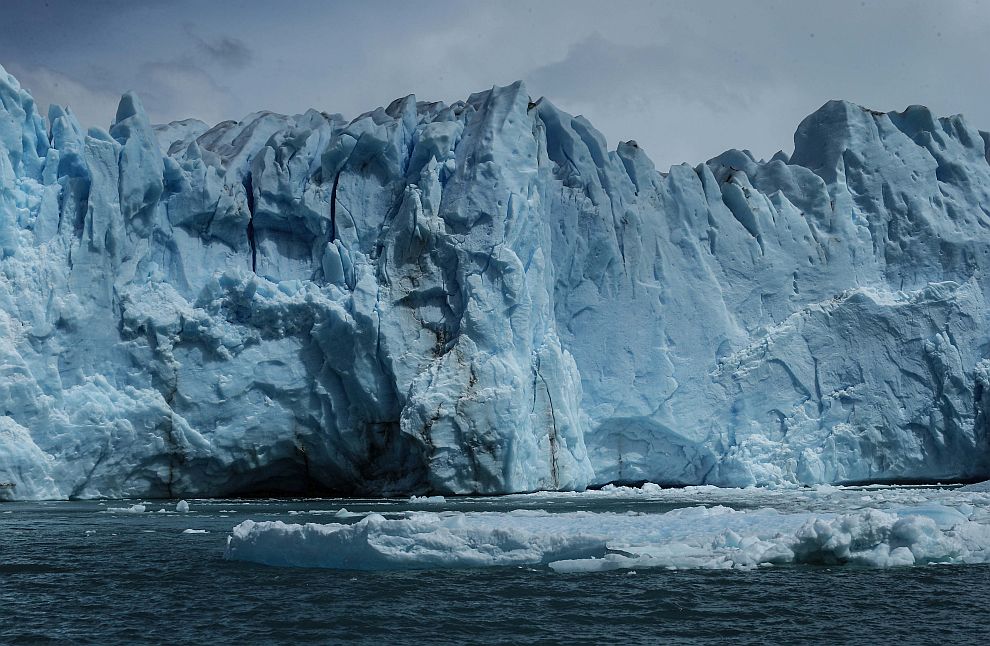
[2,0,989,169]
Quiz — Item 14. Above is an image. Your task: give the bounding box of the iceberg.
[1,62,989,499]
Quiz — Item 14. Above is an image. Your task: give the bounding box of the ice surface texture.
[1,63,990,499]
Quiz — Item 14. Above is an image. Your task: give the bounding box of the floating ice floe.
[107,504,147,514]
[286,507,366,518]
[224,495,990,572]
[409,495,446,504]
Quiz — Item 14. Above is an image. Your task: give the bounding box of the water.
[2,493,989,645]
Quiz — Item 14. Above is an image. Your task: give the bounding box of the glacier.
[1,63,990,500]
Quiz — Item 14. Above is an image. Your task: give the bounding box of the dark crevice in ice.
[329,171,340,243]
[243,173,257,272]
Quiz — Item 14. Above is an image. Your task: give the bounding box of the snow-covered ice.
[1,63,990,499]
[224,486,990,571]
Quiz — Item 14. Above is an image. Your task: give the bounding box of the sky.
[2,0,989,170]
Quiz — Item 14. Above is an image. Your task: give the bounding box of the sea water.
[2,487,989,644]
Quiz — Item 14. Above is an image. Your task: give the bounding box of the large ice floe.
[224,484,990,571]
[2,61,990,500]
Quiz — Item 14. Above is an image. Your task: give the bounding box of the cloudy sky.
[2,0,989,169]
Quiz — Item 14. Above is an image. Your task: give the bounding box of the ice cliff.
[1,64,989,499]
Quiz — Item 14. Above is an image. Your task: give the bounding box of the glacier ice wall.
[1,64,989,499]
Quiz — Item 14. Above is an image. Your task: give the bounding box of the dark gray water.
[2,497,989,645]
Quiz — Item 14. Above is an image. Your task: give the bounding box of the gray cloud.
[184,24,254,70]
[2,0,990,169]
[529,31,764,112]
[522,31,787,164]
[4,63,123,129]
[135,60,239,125]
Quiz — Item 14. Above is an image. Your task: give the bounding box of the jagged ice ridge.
[1,64,989,500]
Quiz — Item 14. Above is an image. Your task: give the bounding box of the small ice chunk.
[182,529,208,534]
[176,500,190,513]
[108,504,146,513]
[409,495,446,504]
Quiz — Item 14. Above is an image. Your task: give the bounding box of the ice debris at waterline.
[224,503,990,571]
[2,62,990,501]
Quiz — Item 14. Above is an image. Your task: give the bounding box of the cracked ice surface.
[1,62,990,499]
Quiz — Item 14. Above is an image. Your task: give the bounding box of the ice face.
[1,63,989,499]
